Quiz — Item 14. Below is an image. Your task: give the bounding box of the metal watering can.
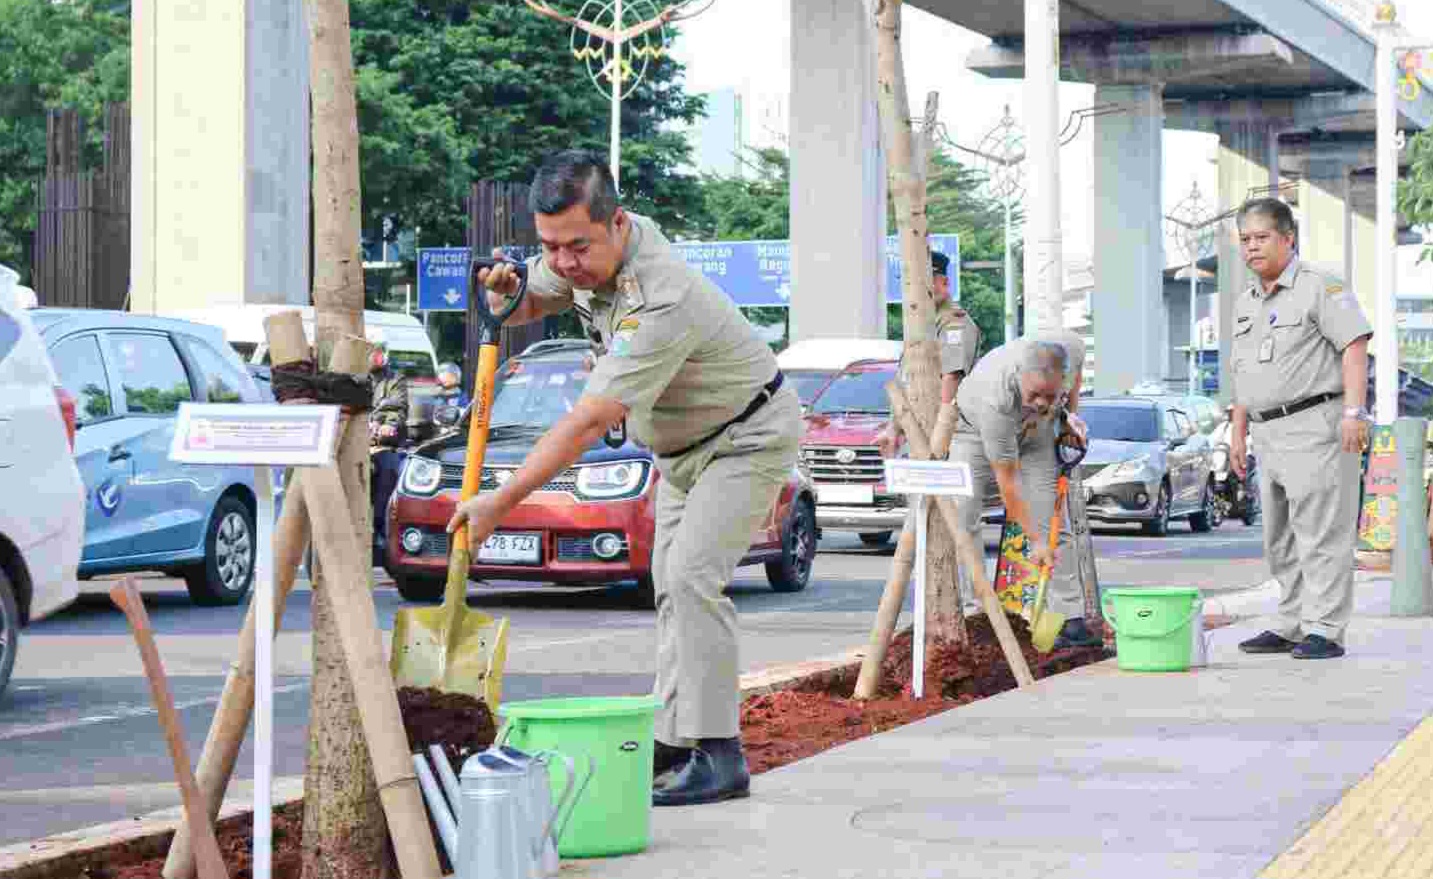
[413,744,589,879]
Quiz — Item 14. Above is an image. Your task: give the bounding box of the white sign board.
[169,403,341,466]
[883,459,974,497]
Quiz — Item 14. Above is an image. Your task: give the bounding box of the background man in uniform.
[952,335,1101,649]
[448,150,801,805]
[369,344,408,561]
[876,250,982,457]
[1229,198,1371,660]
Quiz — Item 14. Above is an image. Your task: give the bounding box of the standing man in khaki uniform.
[448,150,801,804]
[1230,198,1371,660]
[877,250,982,455]
[951,335,1102,648]
[932,250,982,401]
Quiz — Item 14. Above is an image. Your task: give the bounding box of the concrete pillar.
[1214,122,1278,404]
[1296,177,1348,280]
[788,0,886,342]
[131,0,309,315]
[1090,84,1165,395]
[1351,205,1378,324]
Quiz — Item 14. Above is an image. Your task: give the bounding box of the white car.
[0,269,86,696]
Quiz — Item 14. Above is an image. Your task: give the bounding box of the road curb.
[0,648,870,877]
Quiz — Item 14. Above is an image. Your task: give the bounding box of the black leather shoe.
[1292,634,1345,660]
[653,740,693,780]
[652,738,750,807]
[1239,630,1299,654]
[1051,617,1102,650]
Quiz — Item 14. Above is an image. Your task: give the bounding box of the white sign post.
[169,403,342,879]
[883,459,974,699]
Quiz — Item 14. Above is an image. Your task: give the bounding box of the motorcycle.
[1211,438,1260,527]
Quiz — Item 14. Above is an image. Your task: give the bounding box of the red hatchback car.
[383,340,819,607]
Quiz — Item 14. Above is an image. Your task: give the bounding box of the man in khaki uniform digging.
[1230,198,1371,660]
[448,150,800,805]
[951,334,1101,649]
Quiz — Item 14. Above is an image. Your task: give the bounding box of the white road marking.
[0,681,310,742]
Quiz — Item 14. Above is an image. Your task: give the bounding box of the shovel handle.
[445,342,501,609]
[469,257,529,345]
[1029,476,1069,632]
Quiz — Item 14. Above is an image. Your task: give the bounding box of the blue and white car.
[30,310,267,605]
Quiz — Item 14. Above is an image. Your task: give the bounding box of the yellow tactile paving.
[1262,715,1433,879]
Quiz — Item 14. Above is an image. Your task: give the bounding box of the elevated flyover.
[786,0,1428,398]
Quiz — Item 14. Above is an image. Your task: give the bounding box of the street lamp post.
[1166,181,1217,395]
[1374,1,1400,424]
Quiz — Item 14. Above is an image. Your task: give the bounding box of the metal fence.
[33,105,130,310]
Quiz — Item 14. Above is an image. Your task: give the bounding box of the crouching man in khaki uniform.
[1231,198,1371,660]
[952,334,1101,649]
[448,150,801,805]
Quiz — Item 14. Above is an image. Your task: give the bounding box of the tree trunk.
[873,0,966,645]
[303,0,389,876]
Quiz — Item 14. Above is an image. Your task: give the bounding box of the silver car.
[1078,397,1217,536]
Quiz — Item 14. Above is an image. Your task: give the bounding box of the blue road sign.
[417,234,958,311]
[417,247,471,312]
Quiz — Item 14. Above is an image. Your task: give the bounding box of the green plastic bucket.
[497,695,661,858]
[1102,587,1203,672]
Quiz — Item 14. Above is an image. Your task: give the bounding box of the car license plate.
[477,532,542,565]
[817,484,874,505]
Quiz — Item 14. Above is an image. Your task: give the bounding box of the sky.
[667,0,1433,279]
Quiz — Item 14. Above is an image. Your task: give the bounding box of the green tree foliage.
[1400,128,1433,264]
[692,147,789,241]
[349,0,706,247]
[0,0,129,281]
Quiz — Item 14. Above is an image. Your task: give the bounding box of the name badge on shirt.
[1258,336,1274,363]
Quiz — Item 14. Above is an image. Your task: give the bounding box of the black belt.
[659,372,784,459]
[1252,391,1339,424]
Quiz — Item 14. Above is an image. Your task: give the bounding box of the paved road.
[0,524,1267,845]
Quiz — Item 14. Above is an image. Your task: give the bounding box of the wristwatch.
[1344,406,1372,423]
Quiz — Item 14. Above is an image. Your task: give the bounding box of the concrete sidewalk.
[567,573,1433,879]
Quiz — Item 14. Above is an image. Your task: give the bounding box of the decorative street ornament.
[1164,181,1219,395]
[523,0,716,191]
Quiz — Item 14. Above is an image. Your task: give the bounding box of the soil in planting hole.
[741,612,1109,775]
[81,687,496,879]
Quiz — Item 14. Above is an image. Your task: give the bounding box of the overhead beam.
[1220,0,1432,128]
[966,30,1295,85]
[1163,91,1428,133]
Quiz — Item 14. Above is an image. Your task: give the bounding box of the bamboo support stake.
[888,384,1035,687]
[303,466,442,879]
[853,402,959,699]
[164,317,368,879]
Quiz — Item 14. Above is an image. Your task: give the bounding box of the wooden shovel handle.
[109,580,230,879]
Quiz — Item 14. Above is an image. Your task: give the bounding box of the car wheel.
[392,575,445,603]
[1189,481,1216,533]
[1141,483,1171,537]
[630,575,657,610]
[0,569,18,699]
[185,496,256,606]
[858,531,892,547]
[767,498,817,593]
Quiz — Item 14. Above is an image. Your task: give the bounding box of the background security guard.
[1230,198,1371,660]
[876,250,982,457]
[448,150,801,805]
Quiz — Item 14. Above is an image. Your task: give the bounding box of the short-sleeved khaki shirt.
[955,335,1082,463]
[524,213,778,455]
[934,299,982,376]
[1229,259,1372,415]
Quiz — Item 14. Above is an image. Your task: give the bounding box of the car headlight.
[576,461,648,499]
[401,456,443,496]
[1109,455,1151,479]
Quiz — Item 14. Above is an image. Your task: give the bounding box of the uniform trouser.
[949,426,1083,618]
[1253,400,1359,643]
[651,387,802,746]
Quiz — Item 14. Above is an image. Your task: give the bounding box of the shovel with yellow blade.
[1028,421,1087,653]
[390,256,529,707]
